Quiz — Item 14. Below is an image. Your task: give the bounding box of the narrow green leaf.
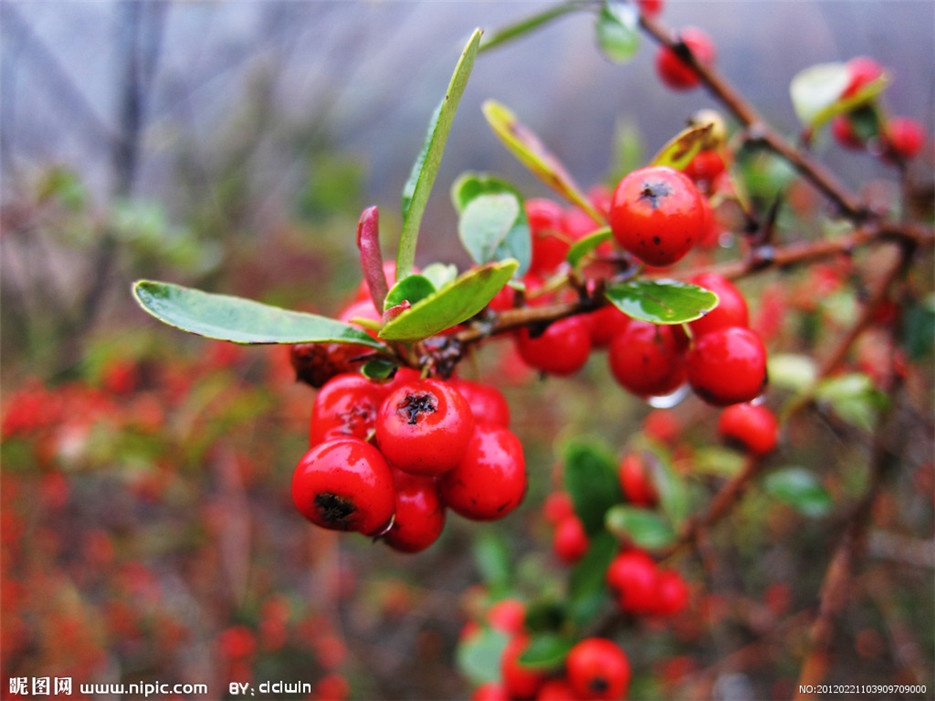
[482,99,604,222]
[566,227,612,268]
[562,437,622,535]
[767,353,818,393]
[569,530,617,604]
[650,123,715,171]
[605,505,677,550]
[479,2,580,54]
[692,446,746,477]
[398,28,483,278]
[596,0,640,64]
[472,529,513,592]
[763,467,832,517]
[518,633,575,671]
[384,274,437,311]
[605,279,718,325]
[132,280,385,348]
[379,259,518,341]
[457,627,511,685]
[642,448,690,528]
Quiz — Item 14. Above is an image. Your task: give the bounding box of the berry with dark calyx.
[500,634,547,700]
[516,315,593,377]
[618,452,658,507]
[552,514,590,565]
[439,424,527,521]
[606,549,659,615]
[375,377,474,476]
[565,637,631,701]
[609,166,706,267]
[382,471,446,553]
[687,272,749,338]
[717,402,779,456]
[309,373,387,446]
[655,27,716,91]
[608,320,687,398]
[686,326,768,406]
[449,377,511,427]
[290,342,371,389]
[291,437,395,536]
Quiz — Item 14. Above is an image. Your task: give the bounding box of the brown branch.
[637,13,868,221]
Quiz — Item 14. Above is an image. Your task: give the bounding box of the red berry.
[587,304,632,349]
[309,373,387,446]
[375,378,474,476]
[535,678,578,700]
[831,114,867,151]
[651,570,690,616]
[382,471,446,553]
[565,637,631,701]
[471,682,511,701]
[882,116,926,162]
[842,56,885,99]
[439,424,527,521]
[606,550,659,615]
[608,320,687,398]
[501,634,547,700]
[642,409,681,446]
[717,402,779,456]
[526,197,571,275]
[450,377,511,427]
[686,326,768,406]
[543,491,576,525]
[618,453,658,507]
[683,149,727,184]
[655,27,716,91]
[637,0,663,17]
[291,438,396,536]
[337,298,382,338]
[516,315,593,377]
[609,166,706,267]
[290,343,371,389]
[487,598,527,636]
[687,272,750,337]
[552,514,590,565]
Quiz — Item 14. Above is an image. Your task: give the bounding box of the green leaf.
[568,531,617,626]
[763,467,832,517]
[643,449,690,527]
[398,28,483,278]
[361,358,398,381]
[420,262,460,290]
[379,259,518,341]
[605,505,677,551]
[650,123,715,171]
[692,446,747,477]
[132,280,385,348]
[452,173,531,275]
[518,633,574,671]
[457,627,511,685]
[384,274,437,311]
[767,353,818,393]
[479,3,580,54]
[566,227,612,269]
[596,0,640,63]
[605,279,718,325]
[472,529,513,592]
[482,99,604,222]
[814,373,888,432]
[562,437,622,535]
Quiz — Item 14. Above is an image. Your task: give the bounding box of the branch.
[637,13,868,221]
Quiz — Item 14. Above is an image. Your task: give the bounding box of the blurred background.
[2,2,933,700]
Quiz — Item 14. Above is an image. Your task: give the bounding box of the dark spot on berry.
[314,492,357,530]
[638,180,672,209]
[589,677,610,694]
[653,235,662,245]
[397,392,437,425]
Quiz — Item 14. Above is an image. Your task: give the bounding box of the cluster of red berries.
[829,56,926,163]
[466,598,632,701]
[290,369,526,553]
